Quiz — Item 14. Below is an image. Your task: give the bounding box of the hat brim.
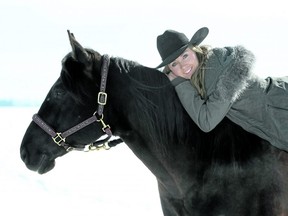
[156,44,188,68]
[156,27,209,69]
[190,27,209,47]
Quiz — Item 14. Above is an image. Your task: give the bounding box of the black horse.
[20,31,288,216]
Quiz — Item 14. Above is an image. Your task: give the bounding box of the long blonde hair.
[190,45,209,99]
[163,45,209,99]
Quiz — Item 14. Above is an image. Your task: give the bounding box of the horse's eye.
[53,88,66,99]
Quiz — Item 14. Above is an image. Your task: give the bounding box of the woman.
[156,27,288,152]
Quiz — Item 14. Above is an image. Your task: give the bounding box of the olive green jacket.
[172,46,288,152]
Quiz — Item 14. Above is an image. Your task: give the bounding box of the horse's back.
[153,118,288,216]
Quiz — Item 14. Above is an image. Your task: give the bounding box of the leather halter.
[32,55,122,152]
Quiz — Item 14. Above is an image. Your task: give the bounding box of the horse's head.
[20,31,111,174]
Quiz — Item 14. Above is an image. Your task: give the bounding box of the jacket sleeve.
[172,78,232,132]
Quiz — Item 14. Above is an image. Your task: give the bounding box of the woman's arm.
[173,78,232,132]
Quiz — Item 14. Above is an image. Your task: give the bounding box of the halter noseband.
[32,55,122,152]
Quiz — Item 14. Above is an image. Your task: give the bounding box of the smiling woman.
[154,26,288,156]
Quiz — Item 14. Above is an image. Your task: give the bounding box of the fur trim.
[215,46,255,102]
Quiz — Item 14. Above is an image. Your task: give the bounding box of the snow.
[0,107,163,216]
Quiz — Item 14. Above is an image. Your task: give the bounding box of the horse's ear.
[67,30,91,65]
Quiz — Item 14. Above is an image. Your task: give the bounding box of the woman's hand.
[166,71,178,81]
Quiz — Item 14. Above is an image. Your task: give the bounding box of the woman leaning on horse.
[156,27,288,152]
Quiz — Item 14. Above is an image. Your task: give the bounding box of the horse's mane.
[114,58,272,162]
[111,57,198,154]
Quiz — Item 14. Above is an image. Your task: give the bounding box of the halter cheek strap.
[97,54,110,115]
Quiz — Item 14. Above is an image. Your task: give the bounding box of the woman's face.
[168,47,199,79]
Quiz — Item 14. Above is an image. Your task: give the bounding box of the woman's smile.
[169,48,199,79]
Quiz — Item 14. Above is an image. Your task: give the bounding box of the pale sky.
[1,0,288,103]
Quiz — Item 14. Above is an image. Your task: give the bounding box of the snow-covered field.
[0,107,162,216]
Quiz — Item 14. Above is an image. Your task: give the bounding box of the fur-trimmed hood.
[205,46,255,102]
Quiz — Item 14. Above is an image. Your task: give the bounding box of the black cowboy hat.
[156,27,209,68]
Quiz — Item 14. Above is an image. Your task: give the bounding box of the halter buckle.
[97,92,107,105]
[52,133,66,146]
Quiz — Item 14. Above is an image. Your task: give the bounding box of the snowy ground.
[0,107,163,216]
